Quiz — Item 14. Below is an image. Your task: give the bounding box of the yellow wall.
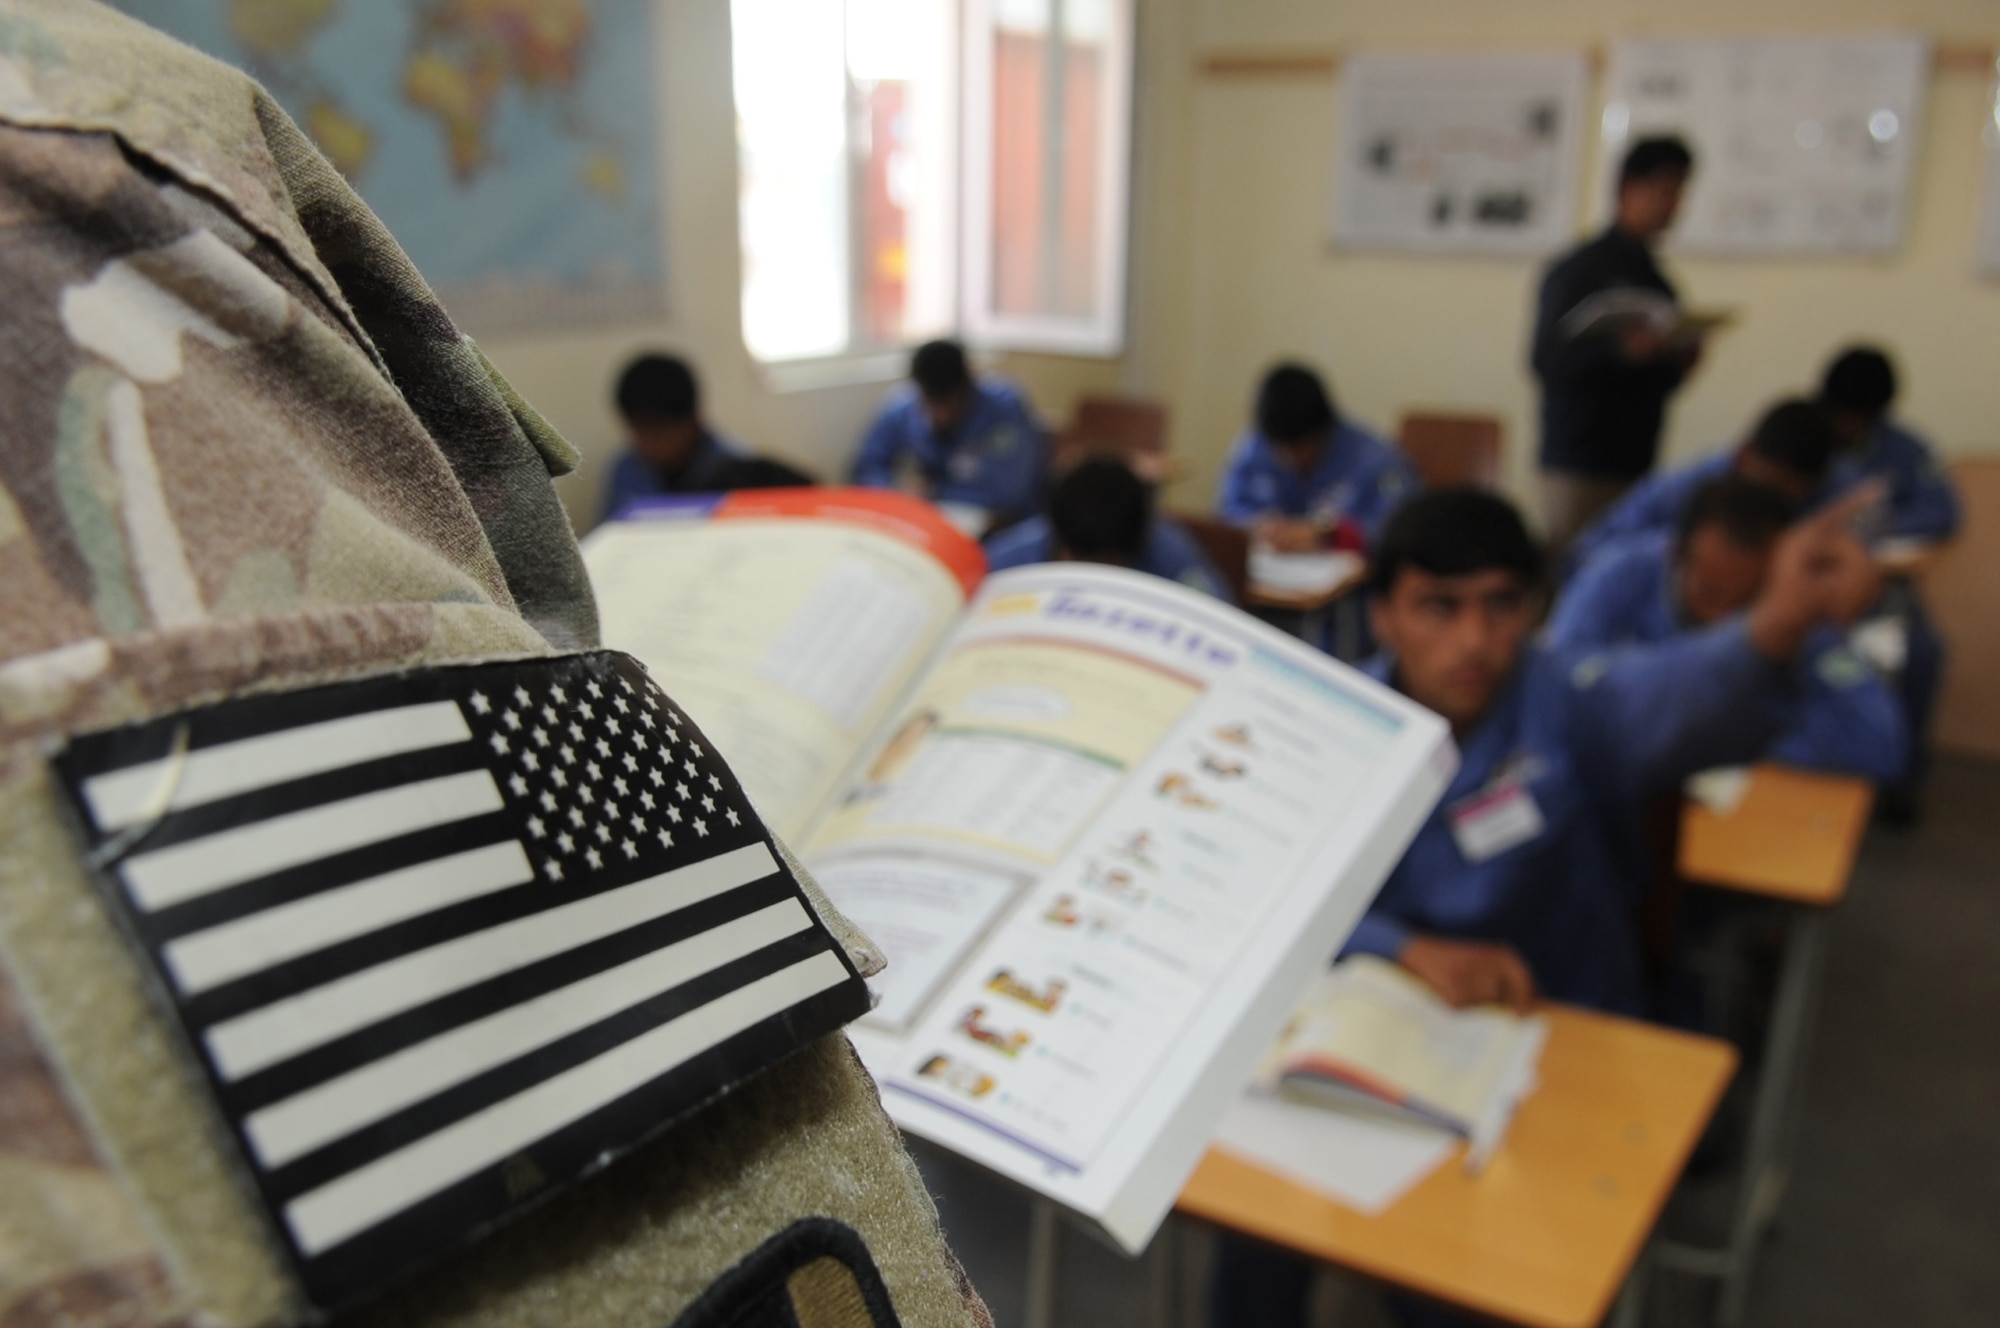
[1127,0,2000,515]
[477,0,2000,535]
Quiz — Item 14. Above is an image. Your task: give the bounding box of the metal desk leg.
[1026,1198,1060,1328]
[1716,909,1829,1326]
[1148,1216,1182,1328]
[1332,595,1362,662]
[1610,1240,1652,1328]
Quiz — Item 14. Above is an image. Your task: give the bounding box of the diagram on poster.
[1329,52,1589,255]
[1602,35,1929,256]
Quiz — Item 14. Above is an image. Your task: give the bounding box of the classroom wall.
[1125,0,2000,515]
[474,0,1126,536]
[477,0,1999,536]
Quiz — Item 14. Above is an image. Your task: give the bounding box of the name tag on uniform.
[1448,783,1546,863]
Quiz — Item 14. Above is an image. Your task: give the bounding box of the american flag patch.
[51,652,869,1311]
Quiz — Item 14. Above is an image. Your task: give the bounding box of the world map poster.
[118,0,664,331]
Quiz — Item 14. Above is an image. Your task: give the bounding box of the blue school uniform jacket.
[599,430,744,522]
[1343,626,1799,1013]
[1214,422,1418,544]
[1547,534,1907,782]
[1828,418,1962,542]
[982,514,1234,603]
[851,378,1049,517]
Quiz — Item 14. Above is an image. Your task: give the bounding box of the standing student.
[984,455,1233,601]
[1209,485,1882,1328]
[851,339,1049,529]
[1548,477,1907,783]
[1565,397,1840,579]
[1531,136,1701,550]
[599,352,747,521]
[1215,362,1417,551]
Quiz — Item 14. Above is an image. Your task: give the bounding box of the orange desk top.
[1178,1006,1736,1328]
[1678,763,1873,906]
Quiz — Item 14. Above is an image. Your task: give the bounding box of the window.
[732,0,1132,366]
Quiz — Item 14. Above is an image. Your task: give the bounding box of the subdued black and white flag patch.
[51,651,869,1312]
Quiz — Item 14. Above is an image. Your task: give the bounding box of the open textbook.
[1558,286,1736,349]
[582,490,1456,1251]
[1252,956,1547,1170]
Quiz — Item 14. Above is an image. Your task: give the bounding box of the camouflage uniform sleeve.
[0,4,985,1326]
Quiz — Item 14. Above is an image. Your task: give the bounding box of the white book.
[583,489,1456,1252]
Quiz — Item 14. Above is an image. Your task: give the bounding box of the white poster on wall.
[1328,51,1590,256]
[1603,35,1930,257]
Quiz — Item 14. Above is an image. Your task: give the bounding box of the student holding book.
[1547,477,1907,783]
[1211,485,1882,1328]
[1531,135,1702,550]
[984,455,1233,601]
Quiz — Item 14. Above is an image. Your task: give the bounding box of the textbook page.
[814,564,1456,1250]
[581,491,985,841]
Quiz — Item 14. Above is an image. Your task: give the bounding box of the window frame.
[957,0,1135,357]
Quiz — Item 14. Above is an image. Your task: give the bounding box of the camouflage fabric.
[0,3,985,1326]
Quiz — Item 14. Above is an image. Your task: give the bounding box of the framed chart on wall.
[1602,34,1930,257]
[1327,52,1591,256]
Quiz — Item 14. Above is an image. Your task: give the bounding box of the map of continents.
[118,0,663,330]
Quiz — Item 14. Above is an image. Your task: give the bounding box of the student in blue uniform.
[984,456,1232,601]
[599,352,746,522]
[1531,135,1699,551]
[851,339,1049,527]
[1565,397,1840,578]
[1819,345,1961,542]
[1209,485,1883,1328]
[1215,362,1418,551]
[1818,344,1957,820]
[1548,477,1906,783]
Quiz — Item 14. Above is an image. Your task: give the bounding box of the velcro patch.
[50,652,869,1314]
[670,1219,903,1328]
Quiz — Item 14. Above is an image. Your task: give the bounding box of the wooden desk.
[1678,764,1874,906]
[1178,1006,1736,1328]
[1666,763,1872,1324]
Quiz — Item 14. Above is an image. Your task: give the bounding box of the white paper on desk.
[1249,548,1365,598]
[1686,766,1752,816]
[1211,1092,1458,1217]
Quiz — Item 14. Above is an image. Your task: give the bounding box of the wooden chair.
[1055,395,1172,482]
[1169,512,1251,606]
[1928,458,2000,759]
[1396,412,1503,490]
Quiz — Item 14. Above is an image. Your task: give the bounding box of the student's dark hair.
[1744,397,1838,481]
[1048,456,1150,563]
[1255,363,1338,444]
[911,340,972,400]
[1618,135,1695,187]
[1368,488,1542,597]
[1819,345,1898,417]
[1675,476,1796,556]
[614,352,699,425]
[707,456,819,491]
